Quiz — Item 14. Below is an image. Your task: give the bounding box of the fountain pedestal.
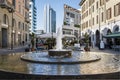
[48,50,72,57]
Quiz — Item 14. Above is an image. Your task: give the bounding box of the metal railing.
[0,0,15,11]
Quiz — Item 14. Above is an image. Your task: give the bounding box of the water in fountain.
[56,27,62,50]
[48,27,72,57]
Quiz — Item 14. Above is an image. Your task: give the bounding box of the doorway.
[2,28,8,48]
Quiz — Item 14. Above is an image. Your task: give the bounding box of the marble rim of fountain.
[0,68,119,76]
[0,67,119,78]
[20,53,101,64]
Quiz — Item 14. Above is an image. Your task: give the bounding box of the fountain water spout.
[56,27,62,50]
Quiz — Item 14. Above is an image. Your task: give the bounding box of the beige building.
[0,0,30,48]
[63,4,81,41]
[80,0,120,47]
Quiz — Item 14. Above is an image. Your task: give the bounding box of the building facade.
[80,0,120,47]
[44,4,56,33]
[63,4,81,41]
[29,0,37,33]
[0,0,30,48]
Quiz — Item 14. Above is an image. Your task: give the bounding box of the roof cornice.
[79,0,86,6]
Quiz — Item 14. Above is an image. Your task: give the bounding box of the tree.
[30,33,35,50]
[83,32,90,51]
[74,24,80,28]
[64,22,67,25]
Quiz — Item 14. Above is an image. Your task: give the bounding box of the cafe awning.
[103,32,120,38]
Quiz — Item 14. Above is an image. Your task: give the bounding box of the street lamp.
[8,8,14,50]
[98,7,103,48]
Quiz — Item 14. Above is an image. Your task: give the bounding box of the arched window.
[107,29,112,35]
[114,27,119,32]
[113,25,119,33]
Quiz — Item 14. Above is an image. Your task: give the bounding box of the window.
[23,23,24,30]
[86,11,88,17]
[18,22,21,29]
[107,8,112,20]
[19,4,21,13]
[82,4,85,13]
[96,15,98,24]
[89,19,91,26]
[12,0,16,8]
[66,12,70,17]
[100,0,104,6]
[23,9,24,16]
[86,1,88,10]
[86,21,88,28]
[114,3,120,16]
[92,18,94,25]
[92,5,94,12]
[101,12,104,22]
[106,0,109,2]
[89,0,95,7]
[3,14,7,24]
[96,1,98,9]
[70,13,75,18]
[89,8,91,14]
[13,19,16,27]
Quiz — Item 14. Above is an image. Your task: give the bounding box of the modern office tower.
[80,0,120,46]
[29,0,37,33]
[0,0,30,48]
[44,4,56,33]
[63,4,81,41]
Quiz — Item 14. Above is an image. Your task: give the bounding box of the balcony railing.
[0,0,15,12]
[25,1,29,10]
[25,17,30,23]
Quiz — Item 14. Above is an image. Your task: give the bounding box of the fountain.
[48,27,72,57]
[20,27,101,64]
[0,28,119,79]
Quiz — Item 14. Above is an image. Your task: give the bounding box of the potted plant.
[83,33,90,51]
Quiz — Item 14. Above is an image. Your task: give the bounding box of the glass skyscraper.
[44,4,56,33]
[29,0,37,33]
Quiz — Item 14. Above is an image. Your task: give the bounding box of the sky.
[36,0,81,30]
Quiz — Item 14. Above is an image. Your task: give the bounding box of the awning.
[103,32,120,38]
[37,33,57,38]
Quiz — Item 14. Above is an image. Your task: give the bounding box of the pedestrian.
[22,41,25,46]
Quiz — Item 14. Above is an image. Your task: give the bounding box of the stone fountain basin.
[21,52,101,64]
[0,51,120,79]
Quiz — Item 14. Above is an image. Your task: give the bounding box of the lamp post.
[98,7,101,48]
[11,10,14,50]
[8,8,14,50]
[98,7,104,48]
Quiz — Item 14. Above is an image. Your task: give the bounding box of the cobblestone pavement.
[0,45,27,54]
[81,46,120,54]
[0,45,119,55]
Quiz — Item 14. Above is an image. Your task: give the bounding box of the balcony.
[0,0,15,12]
[25,17,30,23]
[25,1,29,10]
[25,4,29,10]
